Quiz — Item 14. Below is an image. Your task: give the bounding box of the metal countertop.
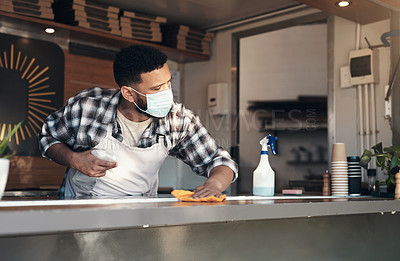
[0,195,399,237]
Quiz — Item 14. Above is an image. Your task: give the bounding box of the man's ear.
[120,86,135,102]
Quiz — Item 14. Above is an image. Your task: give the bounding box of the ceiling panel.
[370,0,400,11]
[96,0,300,29]
[295,0,391,24]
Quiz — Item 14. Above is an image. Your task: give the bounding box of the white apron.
[65,124,170,198]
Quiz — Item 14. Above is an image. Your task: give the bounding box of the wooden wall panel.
[6,156,66,190]
[6,51,118,190]
[63,50,118,101]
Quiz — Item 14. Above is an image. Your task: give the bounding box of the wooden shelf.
[0,10,209,63]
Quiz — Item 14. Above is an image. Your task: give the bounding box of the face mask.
[128,85,174,118]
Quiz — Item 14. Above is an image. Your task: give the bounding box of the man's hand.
[70,150,117,177]
[192,165,234,199]
[46,143,117,177]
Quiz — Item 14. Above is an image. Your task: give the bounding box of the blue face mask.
[129,84,174,118]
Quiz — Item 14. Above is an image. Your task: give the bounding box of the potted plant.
[360,142,400,194]
[0,121,22,199]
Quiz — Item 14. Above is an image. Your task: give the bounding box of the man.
[39,45,238,198]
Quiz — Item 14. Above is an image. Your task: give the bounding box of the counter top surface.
[1,195,399,236]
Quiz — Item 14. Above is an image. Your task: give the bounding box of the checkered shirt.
[39,87,238,180]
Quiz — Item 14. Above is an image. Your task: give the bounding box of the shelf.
[287,161,328,165]
[248,96,327,112]
[0,10,209,63]
[259,124,327,132]
[249,96,327,132]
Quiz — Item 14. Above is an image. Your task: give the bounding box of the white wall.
[330,17,392,180]
[240,24,328,101]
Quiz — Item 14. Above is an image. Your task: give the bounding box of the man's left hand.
[192,165,234,199]
[192,184,222,199]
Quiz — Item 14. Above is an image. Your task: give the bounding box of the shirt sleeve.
[38,104,77,159]
[38,87,117,159]
[170,111,238,182]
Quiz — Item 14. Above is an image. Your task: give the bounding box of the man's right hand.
[70,150,117,177]
[46,143,117,177]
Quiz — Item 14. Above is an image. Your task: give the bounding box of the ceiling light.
[44,27,55,34]
[336,1,351,7]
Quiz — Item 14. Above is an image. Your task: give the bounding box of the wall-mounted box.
[208,82,229,115]
[349,48,379,85]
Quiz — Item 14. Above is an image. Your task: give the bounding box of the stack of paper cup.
[331,143,348,196]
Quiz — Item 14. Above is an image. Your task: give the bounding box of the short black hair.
[113,45,168,87]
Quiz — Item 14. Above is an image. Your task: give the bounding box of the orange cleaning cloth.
[171,190,226,202]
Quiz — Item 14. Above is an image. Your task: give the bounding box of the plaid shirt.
[39,87,238,179]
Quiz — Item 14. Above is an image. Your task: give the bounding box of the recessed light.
[336,1,351,7]
[44,27,55,34]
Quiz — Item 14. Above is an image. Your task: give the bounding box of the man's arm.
[192,165,234,198]
[46,143,117,177]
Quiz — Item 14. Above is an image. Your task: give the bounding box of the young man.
[39,45,238,198]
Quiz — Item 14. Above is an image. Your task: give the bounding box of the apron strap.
[156,134,172,151]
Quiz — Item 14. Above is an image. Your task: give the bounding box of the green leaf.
[376,155,386,169]
[384,147,395,154]
[0,121,23,157]
[386,175,396,186]
[390,156,399,171]
[392,145,400,152]
[372,142,383,154]
[360,149,372,169]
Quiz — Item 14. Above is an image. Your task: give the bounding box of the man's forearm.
[46,143,77,168]
[192,165,234,198]
[206,165,234,192]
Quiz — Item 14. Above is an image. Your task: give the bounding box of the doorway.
[235,21,328,194]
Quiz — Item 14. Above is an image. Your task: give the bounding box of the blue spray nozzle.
[260,134,278,155]
[267,134,278,155]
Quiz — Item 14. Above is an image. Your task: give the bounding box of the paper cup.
[332,190,349,193]
[331,172,348,175]
[331,143,347,162]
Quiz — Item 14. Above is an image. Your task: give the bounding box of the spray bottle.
[253,134,278,196]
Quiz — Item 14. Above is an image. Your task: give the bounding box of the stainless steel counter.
[0,195,399,236]
[1,196,399,260]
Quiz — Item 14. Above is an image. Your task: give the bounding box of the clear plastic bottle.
[253,134,278,196]
[367,169,377,194]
